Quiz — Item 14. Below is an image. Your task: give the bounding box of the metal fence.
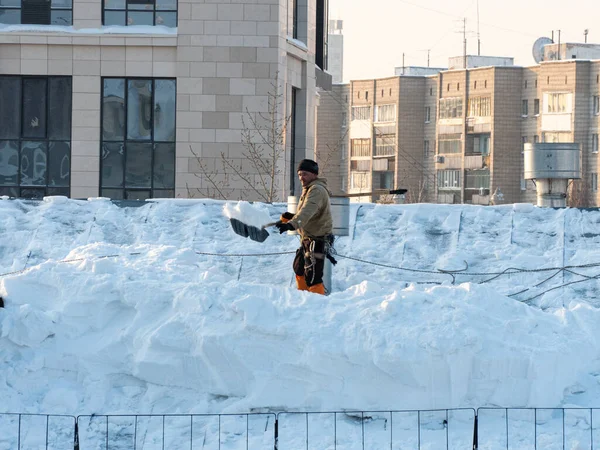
[476,407,600,450]
[2,409,600,449]
[0,413,76,450]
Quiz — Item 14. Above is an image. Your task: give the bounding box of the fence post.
[472,411,478,450]
[73,420,79,450]
[274,415,278,450]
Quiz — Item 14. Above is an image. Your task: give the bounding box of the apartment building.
[317,54,600,207]
[0,0,330,202]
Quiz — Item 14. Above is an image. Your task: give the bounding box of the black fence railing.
[476,407,600,450]
[2,409,600,449]
[0,413,76,449]
[76,413,276,450]
[276,409,476,450]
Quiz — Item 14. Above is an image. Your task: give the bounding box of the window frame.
[100,77,177,200]
[0,0,73,26]
[0,75,72,199]
[593,133,599,154]
[102,0,177,27]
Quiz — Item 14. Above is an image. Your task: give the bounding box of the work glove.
[275,220,295,234]
[280,212,295,223]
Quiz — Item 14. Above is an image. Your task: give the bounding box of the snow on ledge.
[0,24,177,35]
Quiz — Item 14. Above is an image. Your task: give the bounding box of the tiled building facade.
[317,59,600,207]
[0,0,330,202]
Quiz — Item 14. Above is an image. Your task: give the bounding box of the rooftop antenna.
[584,29,589,43]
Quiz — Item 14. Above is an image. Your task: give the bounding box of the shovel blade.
[229,218,270,242]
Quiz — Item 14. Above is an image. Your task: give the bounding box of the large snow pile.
[0,197,599,417]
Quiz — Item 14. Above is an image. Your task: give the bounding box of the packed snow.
[0,197,600,428]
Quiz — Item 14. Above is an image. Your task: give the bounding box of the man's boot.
[308,283,325,295]
[296,275,309,291]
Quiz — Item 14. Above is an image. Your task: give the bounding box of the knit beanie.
[296,159,319,175]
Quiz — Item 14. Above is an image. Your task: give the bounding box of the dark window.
[0,76,71,198]
[0,0,72,25]
[101,78,175,199]
[315,0,327,70]
[289,87,297,194]
[103,0,176,26]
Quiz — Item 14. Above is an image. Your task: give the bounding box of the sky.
[1,197,600,447]
[329,0,597,81]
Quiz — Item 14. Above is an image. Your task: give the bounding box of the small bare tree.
[189,74,290,202]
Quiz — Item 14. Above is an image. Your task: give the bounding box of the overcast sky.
[329,0,596,82]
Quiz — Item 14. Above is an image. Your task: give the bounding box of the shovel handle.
[262,221,278,229]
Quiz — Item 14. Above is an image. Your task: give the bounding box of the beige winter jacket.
[289,178,333,240]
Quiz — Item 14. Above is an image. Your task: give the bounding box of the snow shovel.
[229,218,277,242]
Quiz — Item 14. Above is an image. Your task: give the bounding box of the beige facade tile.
[153,62,177,77]
[125,37,153,46]
[231,21,257,36]
[177,94,191,111]
[243,4,270,21]
[178,20,205,35]
[216,35,244,47]
[216,129,243,143]
[48,45,73,60]
[0,44,20,59]
[242,62,270,78]
[176,61,191,77]
[0,35,20,44]
[152,37,178,47]
[230,46,257,62]
[190,94,216,111]
[228,112,245,129]
[72,126,100,141]
[0,59,20,74]
[203,46,230,62]
[203,112,230,129]
[125,61,153,76]
[243,36,270,48]
[126,46,153,62]
[47,36,73,45]
[21,59,48,75]
[178,111,203,128]
[176,142,199,157]
[204,21,231,35]
[216,95,243,112]
[216,62,243,78]
[191,3,218,20]
[71,155,100,172]
[101,46,126,61]
[101,37,126,46]
[257,47,278,63]
[72,93,100,111]
[178,78,203,94]
[101,60,126,76]
[72,37,101,46]
[71,172,99,188]
[73,45,101,61]
[73,76,101,93]
[257,21,278,36]
[48,59,73,75]
[190,35,217,46]
[189,128,216,142]
[218,4,244,20]
[21,44,48,60]
[19,36,48,44]
[153,47,177,62]
[202,77,229,94]
[230,78,256,95]
[176,157,189,173]
[242,95,268,112]
[73,4,101,21]
[177,46,203,62]
[176,128,190,143]
[190,62,216,77]
[72,140,101,157]
[73,60,101,76]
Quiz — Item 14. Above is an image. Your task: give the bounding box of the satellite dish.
[532,37,553,63]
